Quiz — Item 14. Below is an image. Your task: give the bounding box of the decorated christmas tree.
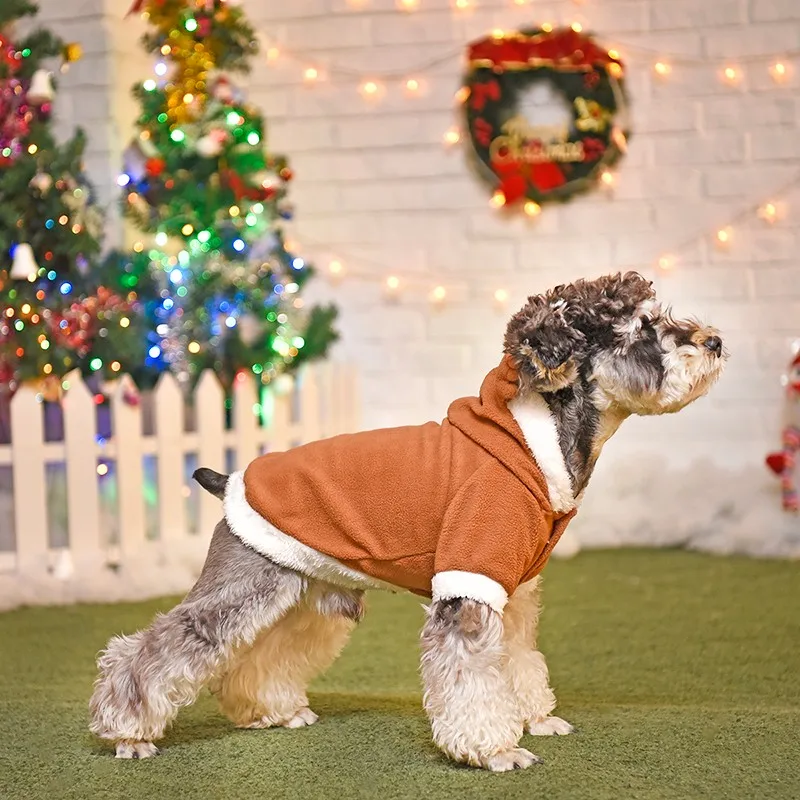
[118,0,338,389]
[0,0,145,396]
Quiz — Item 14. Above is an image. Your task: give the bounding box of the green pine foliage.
[114,0,338,389]
[0,1,146,389]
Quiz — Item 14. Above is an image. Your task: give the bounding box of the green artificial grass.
[1,550,798,800]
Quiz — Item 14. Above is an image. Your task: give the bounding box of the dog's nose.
[704,336,723,357]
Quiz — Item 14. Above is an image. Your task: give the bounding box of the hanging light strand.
[254,19,800,85]
[290,174,800,297]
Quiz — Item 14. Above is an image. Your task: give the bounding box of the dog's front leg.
[420,597,541,771]
[504,578,574,736]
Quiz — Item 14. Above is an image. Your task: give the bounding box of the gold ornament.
[63,43,83,63]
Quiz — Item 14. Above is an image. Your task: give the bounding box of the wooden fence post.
[10,386,48,575]
[233,373,258,471]
[113,375,147,556]
[154,373,186,541]
[196,370,225,534]
[63,372,102,570]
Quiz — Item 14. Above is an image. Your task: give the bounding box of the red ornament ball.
[146,158,166,177]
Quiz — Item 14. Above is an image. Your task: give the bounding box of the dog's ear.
[504,296,585,393]
[603,271,656,311]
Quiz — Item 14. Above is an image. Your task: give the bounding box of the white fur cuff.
[223,470,389,592]
[431,571,508,614]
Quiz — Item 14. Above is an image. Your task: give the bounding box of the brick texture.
[31,0,800,542]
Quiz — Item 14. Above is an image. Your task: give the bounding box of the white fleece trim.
[431,570,508,614]
[223,471,392,592]
[508,394,577,514]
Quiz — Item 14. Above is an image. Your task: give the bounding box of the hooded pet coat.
[224,357,577,612]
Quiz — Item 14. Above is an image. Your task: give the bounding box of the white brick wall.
[34,0,800,549]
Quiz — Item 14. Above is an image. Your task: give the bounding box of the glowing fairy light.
[524,201,542,217]
[489,190,506,209]
[770,62,788,82]
[723,66,740,84]
[359,80,382,99]
[758,202,778,223]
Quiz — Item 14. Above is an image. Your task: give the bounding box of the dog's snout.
[703,336,723,357]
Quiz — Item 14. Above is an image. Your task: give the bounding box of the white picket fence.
[0,363,359,610]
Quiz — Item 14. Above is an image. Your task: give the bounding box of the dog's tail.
[193,468,229,500]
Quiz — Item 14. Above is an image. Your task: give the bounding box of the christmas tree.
[0,0,146,395]
[118,0,338,389]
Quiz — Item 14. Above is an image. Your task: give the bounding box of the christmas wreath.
[463,27,630,208]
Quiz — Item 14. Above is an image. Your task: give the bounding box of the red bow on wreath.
[491,149,566,203]
[470,80,500,111]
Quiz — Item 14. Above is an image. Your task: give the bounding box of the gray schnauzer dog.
[89,272,726,770]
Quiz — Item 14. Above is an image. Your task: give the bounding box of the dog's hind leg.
[214,583,363,729]
[89,521,305,758]
[421,597,539,772]
[503,578,574,736]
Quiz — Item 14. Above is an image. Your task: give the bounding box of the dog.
[89,272,726,770]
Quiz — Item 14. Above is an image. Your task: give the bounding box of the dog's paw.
[115,740,160,760]
[241,707,319,730]
[484,747,542,772]
[282,707,319,729]
[527,716,574,736]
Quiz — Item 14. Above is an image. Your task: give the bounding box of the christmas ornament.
[146,157,166,177]
[63,43,83,64]
[196,128,229,157]
[462,27,630,209]
[253,170,283,195]
[10,243,39,280]
[211,76,235,103]
[29,172,54,193]
[223,168,271,202]
[765,349,800,512]
[48,288,133,358]
[28,70,55,104]
[0,45,30,162]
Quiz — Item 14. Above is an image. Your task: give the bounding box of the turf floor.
[0,550,798,800]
